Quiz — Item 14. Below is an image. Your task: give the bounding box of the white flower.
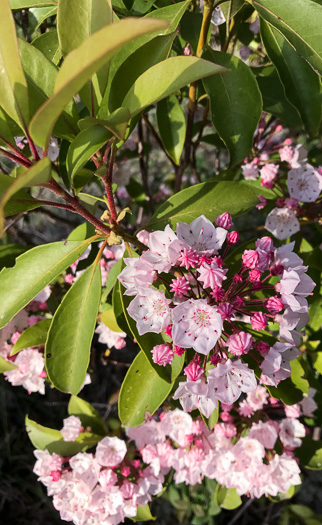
[96,436,127,467]
[176,215,227,255]
[265,207,300,240]
[61,416,83,442]
[127,288,171,335]
[288,164,322,202]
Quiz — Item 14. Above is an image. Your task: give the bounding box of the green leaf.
[29,17,169,149]
[57,0,113,113]
[67,125,111,180]
[145,180,273,231]
[68,395,108,435]
[25,415,102,455]
[108,33,175,114]
[10,0,57,8]
[0,238,93,329]
[208,406,219,429]
[221,0,245,19]
[250,0,322,75]
[18,38,78,140]
[78,107,131,141]
[202,48,262,166]
[119,350,175,427]
[215,486,242,510]
[0,243,29,270]
[10,319,52,356]
[0,356,18,372]
[0,0,29,127]
[295,436,322,470]
[32,30,62,66]
[122,56,227,117]
[309,296,322,332]
[157,95,186,165]
[67,222,96,241]
[254,65,303,127]
[133,504,156,521]
[267,358,309,404]
[45,261,101,394]
[0,158,52,235]
[100,304,124,333]
[29,6,57,32]
[259,18,321,136]
[101,258,122,302]
[118,279,184,383]
[0,106,17,147]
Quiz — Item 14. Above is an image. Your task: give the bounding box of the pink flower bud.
[256,341,270,355]
[121,466,131,477]
[184,360,204,381]
[249,269,261,282]
[174,345,186,356]
[271,264,284,276]
[276,197,285,207]
[234,296,245,307]
[132,459,140,468]
[164,324,173,338]
[255,236,274,252]
[227,231,239,244]
[250,312,267,331]
[214,212,234,230]
[266,296,284,314]
[151,344,174,367]
[242,250,259,269]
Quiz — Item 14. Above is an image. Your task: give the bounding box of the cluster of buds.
[118,213,315,417]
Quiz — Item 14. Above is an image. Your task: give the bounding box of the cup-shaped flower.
[127,288,171,335]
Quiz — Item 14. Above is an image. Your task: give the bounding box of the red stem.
[0,147,32,168]
[102,140,118,224]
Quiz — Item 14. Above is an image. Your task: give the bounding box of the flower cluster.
[0,288,51,394]
[118,214,315,417]
[128,401,308,499]
[241,119,322,240]
[33,433,166,525]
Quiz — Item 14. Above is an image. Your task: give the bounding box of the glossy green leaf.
[29,6,57,31]
[260,19,321,136]
[10,0,57,8]
[134,505,156,521]
[45,261,101,394]
[0,158,52,235]
[100,305,124,333]
[67,125,111,179]
[250,0,322,75]
[309,296,322,332]
[29,18,169,149]
[67,222,96,241]
[215,486,242,510]
[118,279,184,383]
[26,415,102,455]
[0,0,29,127]
[0,356,18,372]
[68,395,108,435]
[78,107,131,141]
[101,258,122,303]
[108,33,175,114]
[18,38,78,140]
[145,180,273,231]
[0,243,29,270]
[254,65,303,127]
[208,406,219,430]
[0,238,93,329]
[221,0,245,19]
[157,95,186,165]
[32,30,61,65]
[202,48,262,166]
[122,56,228,117]
[295,436,322,470]
[57,0,113,113]
[119,350,175,427]
[10,319,52,356]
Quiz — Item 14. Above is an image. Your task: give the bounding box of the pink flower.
[60,416,83,442]
[127,288,171,335]
[250,312,267,331]
[256,341,270,355]
[216,302,234,321]
[242,250,259,269]
[151,344,174,367]
[256,237,274,253]
[266,296,284,314]
[227,331,254,356]
[96,436,127,467]
[174,345,186,356]
[242,162,259,180]
[172,299,223,355]
[178,246,199,269]
[285,197,300,210]
[197,262,227,289]
[256,195,267,209]
[118,257,155,296]
[176,215,227,255]
[260,163,279,185]
[207,359,257,404]
[214,212,234,230]
[170,276,190,298]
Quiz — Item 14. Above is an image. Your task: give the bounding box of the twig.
[142,113,177,169]
[227,498,253,525]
